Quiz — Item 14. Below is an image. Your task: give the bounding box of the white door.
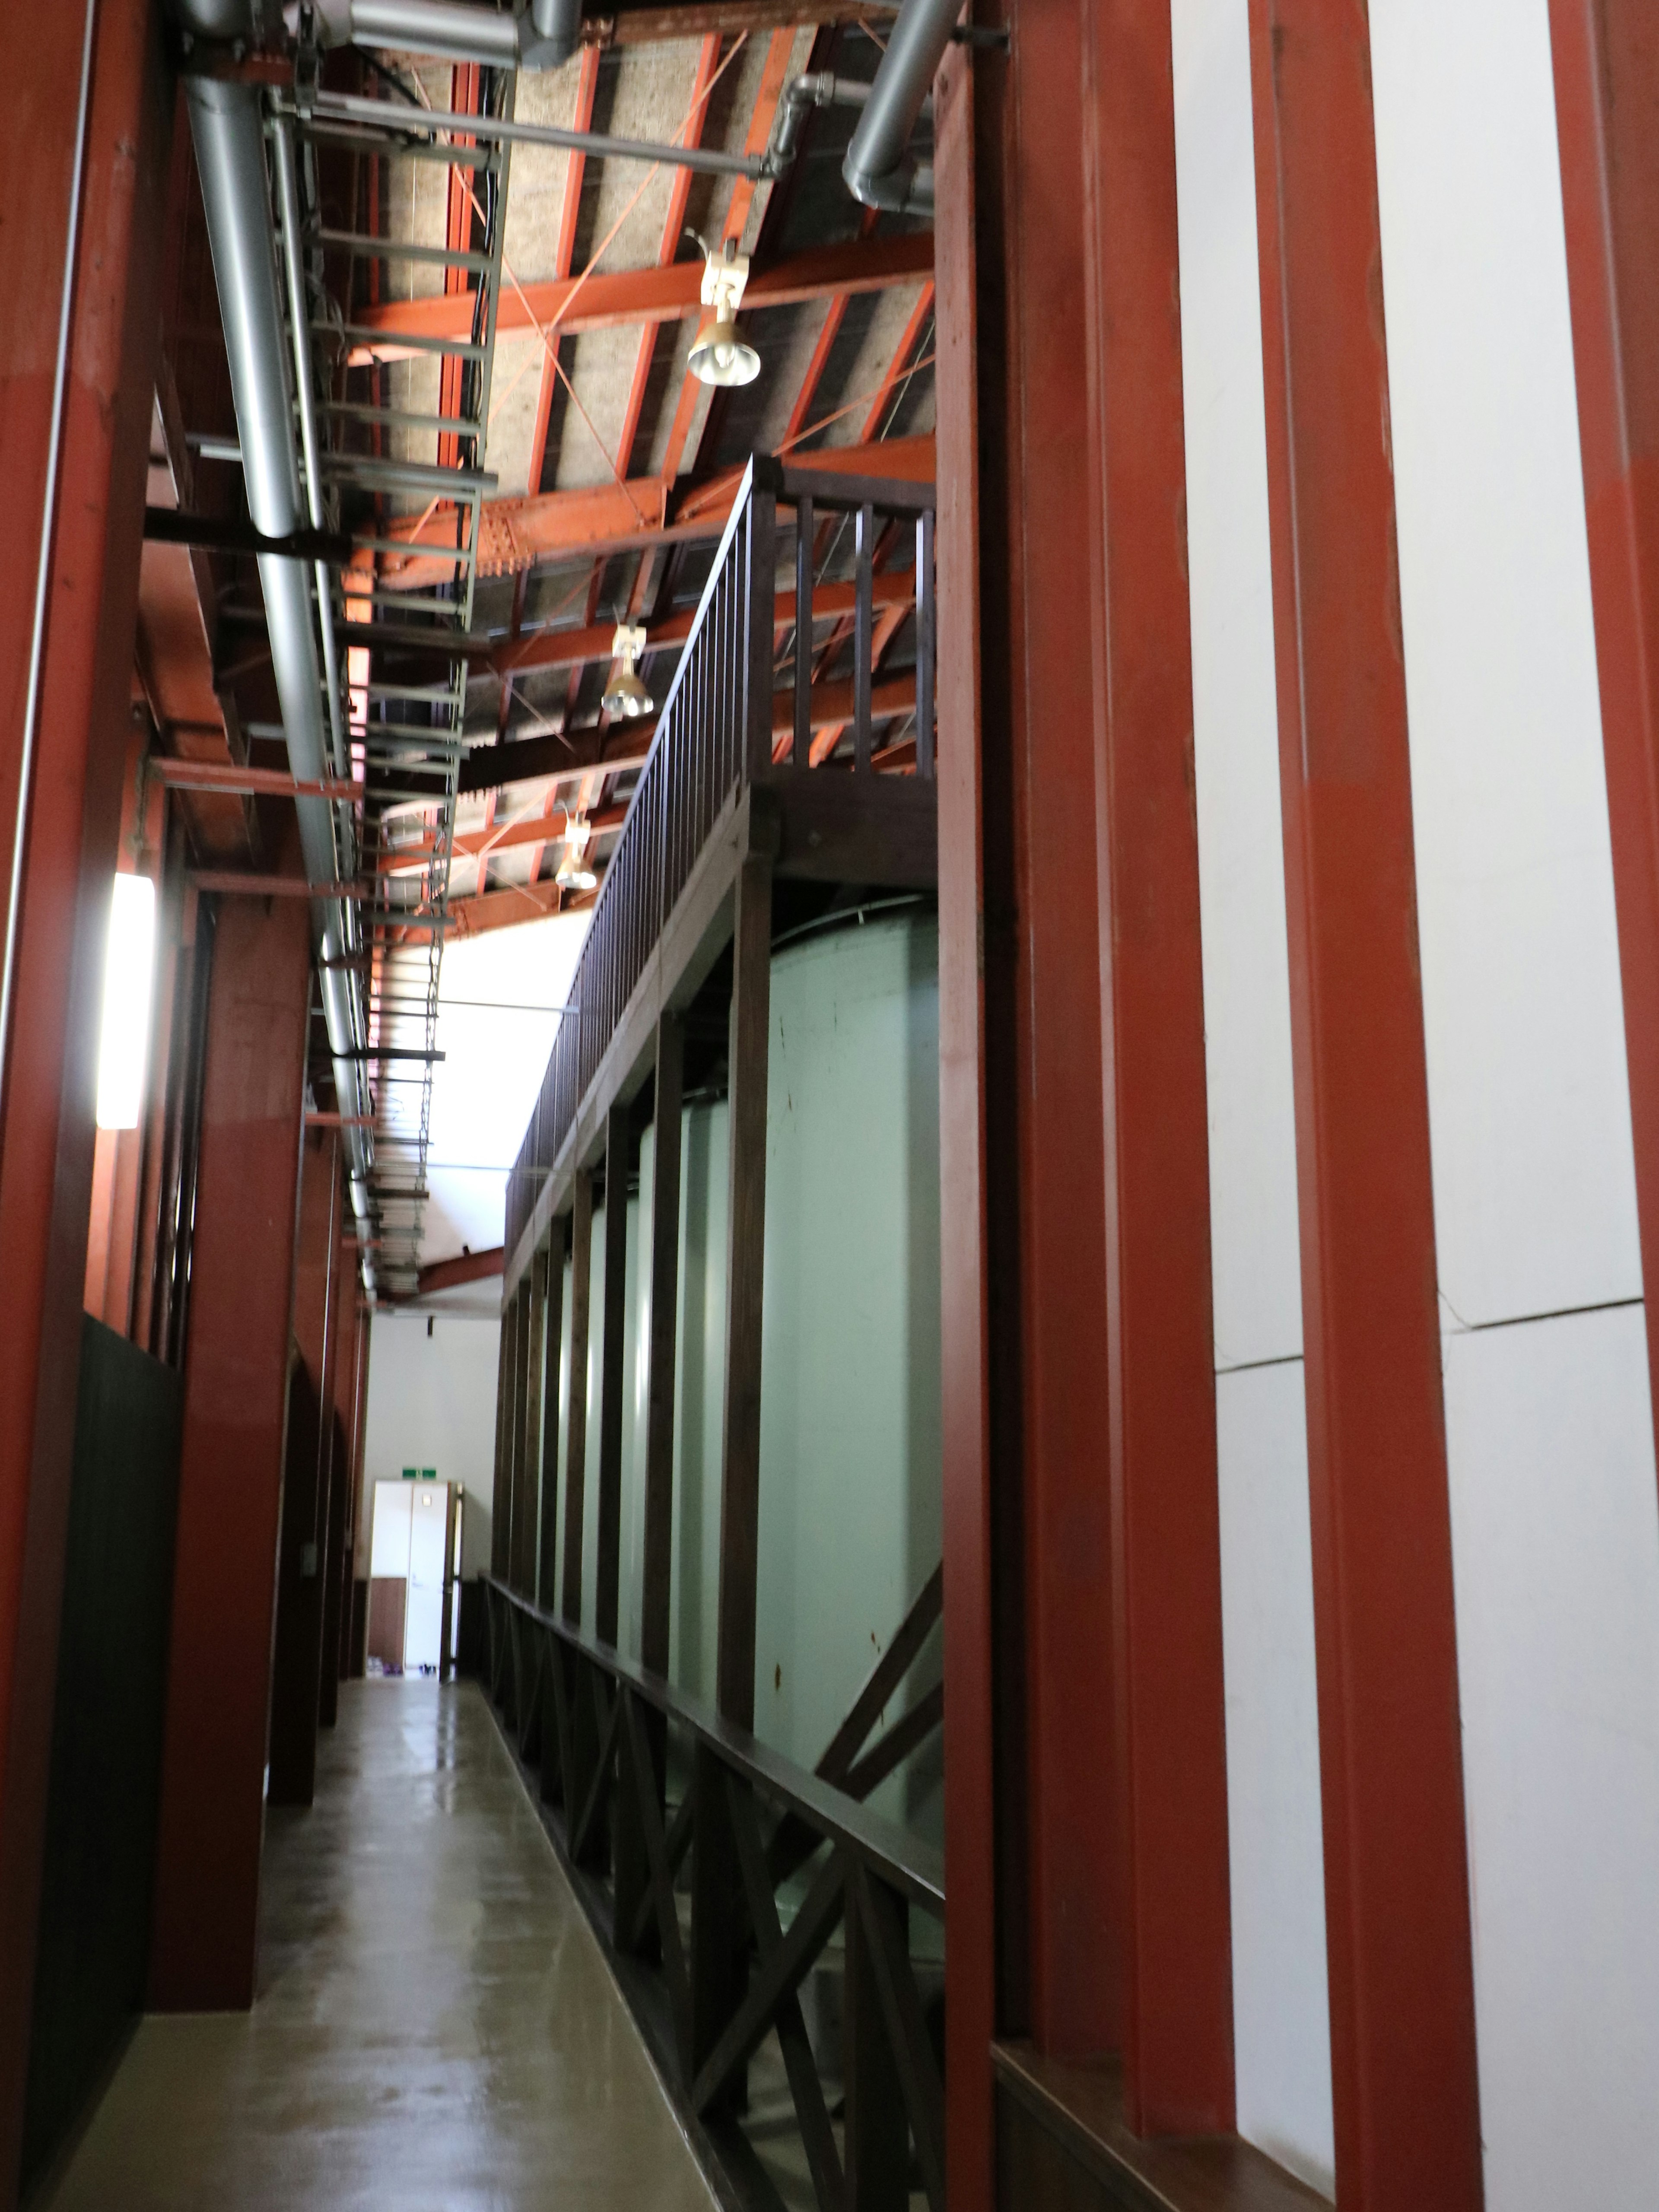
[404,1483,448,1671]
[370,1481,413,1579]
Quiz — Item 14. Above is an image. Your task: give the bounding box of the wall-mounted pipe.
[842,0,959,216]
[299,0,582,70]
[178,65,378,1264]
[765,73,869,177]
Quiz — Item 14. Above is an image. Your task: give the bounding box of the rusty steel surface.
[0,0,172,2187]
[1549,0,1659,1468]
[932,36,998,2212]
[1081,0,1233,2135]
[1247,6,1483,2205]
[982,0,1123,2079]
[149,876,311,2012]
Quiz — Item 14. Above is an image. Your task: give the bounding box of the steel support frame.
[148,871,313,2012]
[940,0,1123,2111]
[1081,0,1233,2135]
[1246,7,1484,2206]
[932,41,999,2212]
[1548,1,1659,1473]
[0,0,172,2178]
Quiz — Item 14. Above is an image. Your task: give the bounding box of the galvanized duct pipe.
[842,0,959,215]
[181,67,378,1261]
[302,0,582,69]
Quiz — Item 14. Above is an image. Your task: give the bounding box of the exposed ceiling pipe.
[299,0,583,70]
[842,0,960,216]
[176,54,378,1269]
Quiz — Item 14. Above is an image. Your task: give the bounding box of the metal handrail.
[485,1573,944,1914]
[504,457,938,1258]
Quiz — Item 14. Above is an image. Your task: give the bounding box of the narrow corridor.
[42,1681,715,2211]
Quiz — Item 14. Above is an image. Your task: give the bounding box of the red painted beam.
[1247,8,1482,2206]
[933,44,998,2212]
[346,232,936,357]
[1548,2,1659,1472]
[493,567,914,679]
[149,861,312,2010]
[417,1246,505,1296]
[0,0,173,2184]
[963,0,1122,2083]
[1081,0,1232,2134]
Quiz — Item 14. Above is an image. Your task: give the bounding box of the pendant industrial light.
[687,232,761,388]
[601,623,653,718]
[556,813,597,893]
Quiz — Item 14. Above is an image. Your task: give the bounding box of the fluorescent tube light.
[95,874,156,1131]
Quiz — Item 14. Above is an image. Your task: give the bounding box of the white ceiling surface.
[421,911,589,1268]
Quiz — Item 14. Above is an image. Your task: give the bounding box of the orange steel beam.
[617,35,722,484]
[416,1246,504,1295]
[1248,6,1482,2205]
[345,231,934,357]
[1082,0,1230,2129]
[495,566,913,677]
[588,0,894,48]
[527,46,600,499]
[1548,1,1659,1473]
[783,207,882,448]
[649,25,796,494]
[859,280,935,443]
[151,760,360,801]
[385,432,934,584]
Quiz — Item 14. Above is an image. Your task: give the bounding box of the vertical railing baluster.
[746,464,777,784]
[915,504,935,779]
[794,492,813,769]
[854,500,874,772]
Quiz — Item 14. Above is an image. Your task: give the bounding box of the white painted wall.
[1369,4,1659,2204]
[1172,0,1659,2200]
[1173,0,1332,2190]
[361,1311,502,1580]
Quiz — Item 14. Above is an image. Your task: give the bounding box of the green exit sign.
[401,1467,438,1481]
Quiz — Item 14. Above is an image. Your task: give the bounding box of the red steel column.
[148,879,311,2009]
[1246,8,1483,2206]
[1548,2,1659,1463]
[934,44,999,2210]
[1081,0,1233,2135]
[935,0,1124,2196]
[268,1125,340,1806]
[0,0,171,2187]
[982,0,1121,2065]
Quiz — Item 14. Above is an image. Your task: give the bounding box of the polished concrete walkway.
[44,1680,716,2212]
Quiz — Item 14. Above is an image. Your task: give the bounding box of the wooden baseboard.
[993,2044,1331,2212]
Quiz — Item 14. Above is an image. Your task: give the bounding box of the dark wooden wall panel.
[20,1321,182,2197]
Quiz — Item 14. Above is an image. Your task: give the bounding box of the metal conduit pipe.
[765,73,869,175]
[181,69,378,1260]
[842,0,959,215]
[271,121,350,784]
[302,0,583,69]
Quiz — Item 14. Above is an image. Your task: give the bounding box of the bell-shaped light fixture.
[556,812,597,894]
[687,233,761,389]
[602,622,654,718]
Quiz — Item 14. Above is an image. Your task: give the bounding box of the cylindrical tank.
[544,909,943,1841]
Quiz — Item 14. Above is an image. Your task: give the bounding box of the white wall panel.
[1173,0,1302,1373]
[1443,1309,1659,2212]
[1370,0,1641,1327]
[1216,1363,1333,2198]
[1172,3,1330,2188]
[1368,7,1659,2202]
[363,1313,502,1579]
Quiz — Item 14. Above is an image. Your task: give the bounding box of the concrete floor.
[43,1679,717,2212]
